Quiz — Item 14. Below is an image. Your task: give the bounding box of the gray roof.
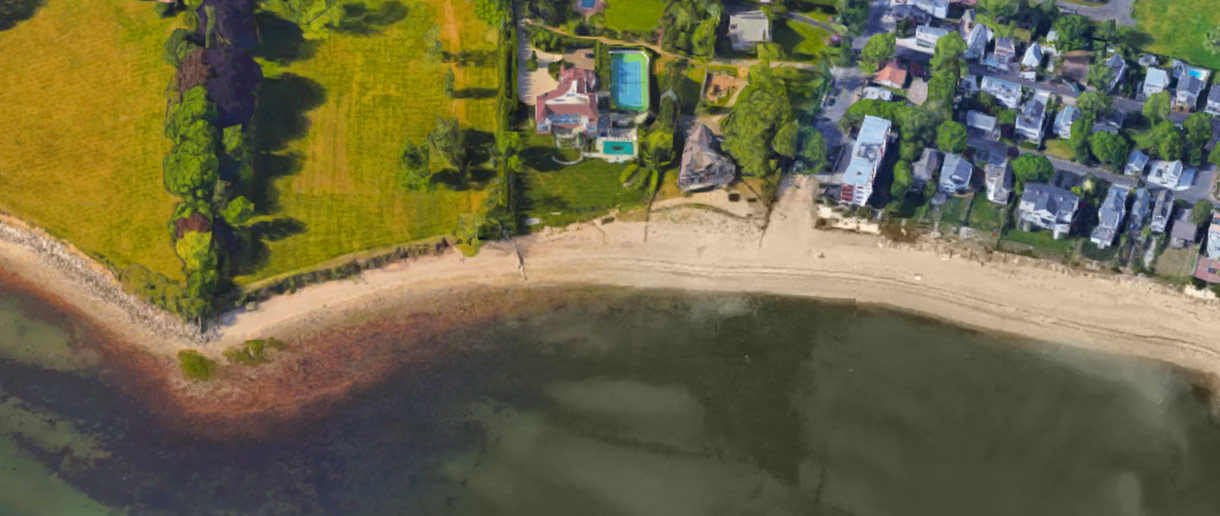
[1179,75,1206,96]
[912,148,942,184]
[939,153,973,192]
[1171,209,1200,243]
[995,37,1015,55]
[728,11,771,44]
[1054,106,1080,135]
[678,124,736,191]
[1021,183,1080,223]
[1144,68,1170,89]
[844,116,891,190]
[1210,85,1220,105]
[966,110,998,132]
[916,25,952,40]
[1129,188,1152,229]
[1016,97,1046,134]
[1126,150,1149,172]
[981,76,1022,108]
[1096,184,1130,231]
[984,162,1012,202]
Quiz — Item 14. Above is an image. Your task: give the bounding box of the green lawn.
[1133,0,1220,69]
[773,19,830,61]
[603,0,666,32]
[965,200,1006,235]
[1003,229,1077,255]
[0,0,181,278]
[520,135,649,228]
[236,0,500,284]
[1044,139,1074,161]
[939,196,971,227]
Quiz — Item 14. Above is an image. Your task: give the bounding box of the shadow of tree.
[333,0,407,35]
[443,50,496,66]
[255,11,317,64]
[520,146,564,172]
[253,73,326,152]
[0,0,44,31]
[230,217,307,276]
[453,87,497,99]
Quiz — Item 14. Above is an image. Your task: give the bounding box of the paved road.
[1061,0,1137,27]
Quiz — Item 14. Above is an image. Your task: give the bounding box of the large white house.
[840,116,892,207]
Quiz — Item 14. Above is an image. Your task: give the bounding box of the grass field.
[520,134,649,228]
[773,19,830,61]
[1133,0,1220,69]
[0,0,181,278]
[238,0,500,283]
[603,0,666,32]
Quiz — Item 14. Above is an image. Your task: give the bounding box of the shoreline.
[6,176,1220,424]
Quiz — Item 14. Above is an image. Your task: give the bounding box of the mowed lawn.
[240,0,500,283]
[0,0,182,278]
[1133,0,1220,69]
[603,0,666,32]
[774,19,830,60]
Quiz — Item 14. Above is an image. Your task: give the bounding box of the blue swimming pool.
[1189,69,1206,79]
[579,0,596,8]
[603,141,635,155]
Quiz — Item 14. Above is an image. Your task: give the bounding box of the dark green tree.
[1089,131,1128,172]
[936,121,967,154]
[1011,154,1054,186]
[800,130,828,173]
[1143,91,1172,124]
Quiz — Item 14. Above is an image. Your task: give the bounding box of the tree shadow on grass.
[453,87,497,99]
[253,73,326,152]
[333,0,407,35]
[0,0,44,31]
[520,146,564,172]
[255,11,317,64]
[230,217,308,276]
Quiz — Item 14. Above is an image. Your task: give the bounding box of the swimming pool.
[603,141,635,155]
[1189,69,1207,80]
[610,50,649,112]
[579,0,596,8]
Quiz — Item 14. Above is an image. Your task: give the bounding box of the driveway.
[1061,0,1137,27]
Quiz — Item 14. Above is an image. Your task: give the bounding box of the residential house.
[938,153,974,195]
[1100,53,1127,93]
[1207,85,1220,116]
[677,124,736,192]
[1015,92,1049,142]
[1019,184,1080,239]
[874,59,909,89]
[1148,159,1190,190]
[912,148,942,192]
[727,11,771,52]
[963,23,992,61]
[1193,214,1220,283]
[862,86,895,101]
[1176,75,1207,111]
[1127,188,1152,232]
[916,25,952,48]
[1126,150,1150,176]
[840,116,892,207]
[1022,42,1044,70]
[966,110,999,138]
[993,37,1017,67]
[1169,209,1200,247]
[984,161,1013,204]
[1054,106,1080,139]
[1089,184,1130,249]
[1150,189,1174,234]
[1137,54,1159,68]
[889,5,932,25]
[960,9,975,34]
[959,74,980,95]
[981,76,1023,109]
[535,68,599,138]
[1141,68,1170,100]
[913,0,950,18]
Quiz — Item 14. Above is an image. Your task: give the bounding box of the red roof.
[874,59,908,88]
[536,68,598,135]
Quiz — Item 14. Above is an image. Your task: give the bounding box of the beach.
[5,176,1220,412]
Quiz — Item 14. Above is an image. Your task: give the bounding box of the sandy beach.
[6,176,1220,403]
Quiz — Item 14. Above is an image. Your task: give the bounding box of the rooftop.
[844,116,892,189]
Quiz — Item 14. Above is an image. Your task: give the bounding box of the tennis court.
[610,50,650,111]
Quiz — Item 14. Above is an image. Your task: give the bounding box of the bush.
[223,338,288,365]
[177,349,216,380]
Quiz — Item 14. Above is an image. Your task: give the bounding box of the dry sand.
[6,176,1220,389]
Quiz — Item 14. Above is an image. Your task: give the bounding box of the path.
[1061,0,1137,27]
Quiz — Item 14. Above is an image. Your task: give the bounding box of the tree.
[427,117,467,174]
[925,69,958,118]
[1077,92,1111,116]
[935,121,967,154]
[265,0,346,36]
[473,0,506,25]
[1089,131,1129,172]
[859,33,896,76]
[220,196,254,225]
[164,144,219,200]
[895,106,938,145]
[930,32,967,75]
[397,138,432,190]
[1087,63,1117,92]
[1053,15,1092,52]
[1011,154,1054,186]
[443,67,455,98]
[1192,200,1215,226]
[1143,91,1172,124]
[1210,144,1220,166]
[772,121,800,159]
[1158,128,1184,161]
[691,17,718,57]
[1208,25,1220,55]
[721,62,793,176]
[1094,20,1118,42]
[175,231,216,272]
[1184,113,1214,148]
[890,161,913,198]
[980,0,1020,19]
[837,0,869,34]
[1069,116,1094,163]
[801,130,828,173]
[163,28,201,68]
[165,86,218,142]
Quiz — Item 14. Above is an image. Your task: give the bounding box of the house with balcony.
[1089,184,1129,249]
[1150,189,1174,234]
[840,116,892,207]
[938,153,974,195]
[1018,183,1080,239]
[1141,68,1169,100]
[984,161,1013,204]
[1015,92,1049,142]
[1054,105,1080,139]
[535,68,599,139]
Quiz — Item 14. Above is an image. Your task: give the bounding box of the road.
[1061,0,1138,27]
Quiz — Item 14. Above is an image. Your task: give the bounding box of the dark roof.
[1022,183,1080,220]
[1180,75,1206,96]
[1171,210,1200,242]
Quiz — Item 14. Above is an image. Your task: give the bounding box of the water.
[3,285,1220,515]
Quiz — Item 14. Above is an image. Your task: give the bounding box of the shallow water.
[3,286,1220,515]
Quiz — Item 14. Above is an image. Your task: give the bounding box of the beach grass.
[0,0,182,279]
[602,0,666,32]
[235,0,499,283]
[1132,0,1220,69]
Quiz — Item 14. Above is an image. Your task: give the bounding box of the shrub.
[223,338,288,365]
[177,349,216,380]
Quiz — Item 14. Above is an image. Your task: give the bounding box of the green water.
[3,286,1220,515]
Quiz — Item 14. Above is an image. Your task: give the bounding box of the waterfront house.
[966,110,999,138]
[874,59,909,89]
[1089,184,1130,249]
[1176,75,1207,111]
[913,0,949,18]
[1022,42,1044,70]
[535,68,599,139]
[1015,92,1049,142]
[916,25,952,49]
[840,116,892,207]
[1141,68,1170,100]
[1102,53,1128,93]
[1207,85,1220,116]
[981,76,1022,109]
[678,124,736,192]
[1054,105,1080,139]
[1169,209,1200,247]
[728,11,771,52]
[1150,189,1174,234]
[938,153,974,195]
[984,161,1013,204]
[1147,159,1188,190]
[1018,183,1080,239]
[1193,214,1220,283]
[912,148,942,192]
[1127,188,1152,232]
[1126,150,1150,176]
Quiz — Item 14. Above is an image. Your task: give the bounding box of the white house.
[727,11,771,52]
[840,116,892,207]
[1021,42,1044,70]
[913,0,949,19]
[1141,68,1170,100]
[981,76,1023,109]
